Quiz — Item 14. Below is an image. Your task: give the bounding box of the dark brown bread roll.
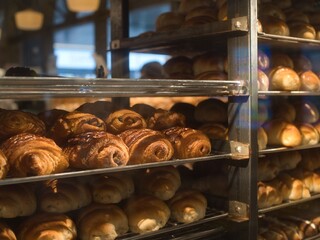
[0,133,69,177]
[76,100,113,120]
[193,52,226,77]
[49,111,106,146]
[18,213,77,240]
[168,189,207,223]
[269,66,300,91]
[130,103,156,120]
[163,127,211,159]
[64,131,129,169]
[0,184,36,218]
[90,173,134,204]
[288,22,316,39]
[259,3,286,21]
[155,12,185,32]
[0,110,45,142]
[293,100,319,124]
[183,7,217,27]
[38,178,92,213]
[0,222,16,240]
[198,123,228,140]
[105,109,147,135]
[292,54,313,72]
[260,16,290,36]
[298,123,320,145]
[270,53,294,69]
[124,195,170,233]
[163,56,194,79]
[299,70,320,92]
[170,102,197,128]
[77,203,129,240]
[194,98,228,123]
[119,128,174,165]
[147,109,186,131]
[37,109,69,131]
[0,149,8,179]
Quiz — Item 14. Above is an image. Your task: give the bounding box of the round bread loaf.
[260,16,290,36]
[292,54,312,72]
[259,3,286,21]
[163,56,194,79]
[288,22,316,39]
[294,100,319,124]
[299,70,320,92]
[272,100,296,122]
[258,69,269,91]
[258,127,268,150]
[155,12,185,32]
[298,123,319,145]
[193,52,226,77]
[268,66,300,91]
[270,53,294,69]
[194,98,228,123]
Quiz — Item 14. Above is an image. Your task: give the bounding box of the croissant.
[0,222,16,240]
[168,189,207,223]
[0,149,8,179]
[0,133,69,177]
[38,178,92,213]
[17,213,77,240]
[0,184,37,218]
[64,131,129,169]
[147,108,186,130]
[49,111,106,146]
[137,166,181,200]
[37,109,68,130]
[90,173,134,204]
[105,109,147,134]
[77,203,129,240]
[119,128,174,164]
[0,110,45,142]
[163,127,211,159]
[124,195,170,233]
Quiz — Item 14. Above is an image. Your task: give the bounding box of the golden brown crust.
[0,149,9,179]
[0,110,45,142]
[147,109,186,130]
[0,133,69,177]
[288,22,316,39]
[119,128,174,164]
[0,184,37,218]
[0,222,16,240]
[163,127,211,159]
[77,203,129,240]
[64,131,129,169]
[260,16,290,36]
[258,127,268,150]
[299,70,320,91]
[168,189,207,223]
[38,178,92,213]
[105,109,147,134]
[258,69,270,91]
[18,213,77,240]
[124,195,170,234]
[269,66,301,91]
[49,112,106,146]
[155,12,185,32]
[270,53,294,69]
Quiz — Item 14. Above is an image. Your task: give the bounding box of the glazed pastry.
[0,149,8,179]
[136,166,181,201]
[64,131,129,169]
[0,222,16,240]
[0,110,45,142]
[0,184,36,218]
[105,109,147,134]
[147,109,186,130]
[90,173,134,204]
[119,128,174,165]
[163,127,211,159]
[0,133,69,177]
[17,213,77,240]
[38,178,92,213]
[76,100,113,120]
[124,195,170,233]
[49,111,106,146]
[168,189,207,223]
[37,109,69,130]
[77,203,129,240]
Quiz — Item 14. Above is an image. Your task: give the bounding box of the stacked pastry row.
[258,149,320,209]
[259,98,320,148]
[0,98,219,179]
[0,166,208,240]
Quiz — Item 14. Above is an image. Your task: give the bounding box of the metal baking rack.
[259,143,320,156]
[259,91,320,96]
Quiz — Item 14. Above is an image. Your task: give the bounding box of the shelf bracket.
[230,141,250,159]
[228,200,250,222]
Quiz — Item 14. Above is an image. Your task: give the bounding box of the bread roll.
[0,133,69,177]
[163,56,194,79]
[105,109,147,134]
[193,52,226,77]
[0,222,16,240]
[0,184,36,218]
[293,100,319,123]
[260,16,290,36]
[272,101,296,122]
[288,22,316,39]
[270,53,294,69]
[183,7,217,26]
[259,69,270,91]
[258,157,280,181]
[299,70,320,92]
[257,181,283,208]
[163,127,211,159]
[298,123,319,145]
[155,12,185,32]
[38,178,92,213]
[259,4,286,21]
[288,169,320,193]
[37,109,69,130]
[0,110,45,142]
[168,189,207,223]
[18,213,77,240]
[258,19,263,33]
[119,128,174,164]
[272,151,302,171]
[178,0,215,13]
[147,108,186,130]
[268,66,300,91]
[258,127,268,150]
[170,102,197,128]
[285,9,309,24]
[130,103,156,120]
[76,101,113,120]
[49,111,106,146]
[137,166,181,201]
[140,61,164,79]
[124,195,170,233]
[198,123,228,140]
[277,173,308,200]
[292,54,312,72]
[0,149,8,179]
[258,50,270,71]
[298,149,320,171]
[64,131,129,169]
[194,98,228,123]
[263,119,302,147]
[90,173,134,204]
[77,203,129,240]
